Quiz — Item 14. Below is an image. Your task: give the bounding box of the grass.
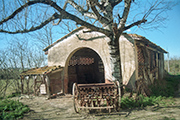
[0,99,30,120]
[0,79,34,98]
[121,95,164,109]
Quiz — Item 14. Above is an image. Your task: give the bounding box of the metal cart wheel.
[72,83,79,113]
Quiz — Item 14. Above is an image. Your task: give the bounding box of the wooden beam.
[136,42,161,53]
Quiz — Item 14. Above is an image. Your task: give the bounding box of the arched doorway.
[68,48,105,93]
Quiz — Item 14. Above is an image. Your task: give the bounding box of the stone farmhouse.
[21,26,167,97]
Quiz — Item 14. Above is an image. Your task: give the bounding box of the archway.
[67,48,105,93]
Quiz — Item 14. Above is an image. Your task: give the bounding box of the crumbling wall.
[135,43,165,96]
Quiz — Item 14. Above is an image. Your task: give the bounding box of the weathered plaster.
[48,29,113,81]
[119,35,136,89]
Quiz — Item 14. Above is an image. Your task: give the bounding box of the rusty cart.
[72,81,121,113]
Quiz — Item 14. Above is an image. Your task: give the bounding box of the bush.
[7,92,21,98]
[0,99,30,119]
[151,75,180,97]
[121,95,163,109]
[121,75,180,109]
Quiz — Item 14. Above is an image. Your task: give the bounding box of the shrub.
[7,92,21,98]
[0,99,30,119]
[151,75,180,97]
[121,75,180,109]
[121,95,163,109]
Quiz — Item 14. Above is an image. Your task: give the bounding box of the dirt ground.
[13,92,180,120]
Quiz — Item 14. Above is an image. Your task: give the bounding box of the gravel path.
[17,93,180,120]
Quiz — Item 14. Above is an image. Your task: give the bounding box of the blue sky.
[0,1,179,59]
[130,2,180,58]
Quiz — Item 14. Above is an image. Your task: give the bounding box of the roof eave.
[128,34,167,53]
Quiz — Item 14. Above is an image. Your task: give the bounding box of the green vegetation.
[0,99,30,120]
[121,75,180,109]
[0,79,34,98]
[7,92,21,98]
[121,95,165,109]
[151,75,180,97]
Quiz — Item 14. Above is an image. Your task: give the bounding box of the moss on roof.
[20,66,63,76]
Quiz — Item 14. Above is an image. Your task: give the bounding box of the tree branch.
[0,0,111,36]
[64,0,96,19]
[60,8,111,35]
[110,0,123,7]
[92,0,104,11]
[0,12,60,34]
[65,0,90,12]
[124,19,147,31]
[118,0,132,30]
[89,0,109,24]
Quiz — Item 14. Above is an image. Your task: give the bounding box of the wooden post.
[20,76,24,94]
[43,75,48,95]
[162,53,165,78]
[46,75,51,99]
[33,76,37,95]
[26,76,30,95]
[156,52,158,79]
[61,69,65,94]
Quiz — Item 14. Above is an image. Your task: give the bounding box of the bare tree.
[0,0,176,86]
[0,50,11,97]
[30,24,54,48]
[0,38,46,97]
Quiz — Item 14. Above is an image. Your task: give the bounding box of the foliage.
[121,75,180,109]
[0,99,30,120]
[121,95,162,109]
[7,92,21,98]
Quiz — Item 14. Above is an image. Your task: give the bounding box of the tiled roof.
[20,66,63,76]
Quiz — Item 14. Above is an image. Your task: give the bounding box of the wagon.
[72,81,121,113]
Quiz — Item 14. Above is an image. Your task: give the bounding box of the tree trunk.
[108,35,122,85]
